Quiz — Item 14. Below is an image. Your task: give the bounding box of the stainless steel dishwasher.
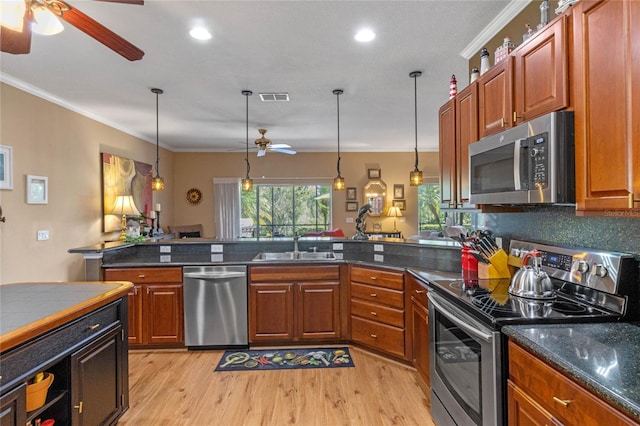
[183,265,248,348]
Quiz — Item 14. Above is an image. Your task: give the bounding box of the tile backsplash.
[479,206,640,257]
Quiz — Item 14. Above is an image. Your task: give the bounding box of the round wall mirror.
[364,180,387,216]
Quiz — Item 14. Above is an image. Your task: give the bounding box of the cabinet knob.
[369,276,377,280]
[501,117,505,127]
[88,323,101,331]
[415,289,426,294]
[552,397,571,407]
[370,334,377,338]
[74,401,84,413]
[370,293,377,297]
[370,311,377,316]
[138,274,146,279]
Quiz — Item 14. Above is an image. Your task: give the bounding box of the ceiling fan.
[254,129,296,157]
[0,0,144,61]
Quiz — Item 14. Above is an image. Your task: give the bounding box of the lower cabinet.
[104,267,184,347]
[508,340,637,425]
[249,265,341,343]
[0,384,26,426]
[349,265,406,359]
[407,274,430,392]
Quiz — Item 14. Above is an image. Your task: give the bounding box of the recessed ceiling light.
[355,29,375,42]
[189,27,212,41]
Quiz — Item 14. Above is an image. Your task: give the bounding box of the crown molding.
[460,0,533,60]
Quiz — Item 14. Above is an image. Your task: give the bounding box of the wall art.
[0,145,13,190]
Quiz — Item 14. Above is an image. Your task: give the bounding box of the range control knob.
[593,264,608,278]
[576,260,590,274]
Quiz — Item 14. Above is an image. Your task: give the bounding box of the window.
[241,183,332,238]
[418,183,473,233]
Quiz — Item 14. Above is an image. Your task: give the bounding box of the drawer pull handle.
[370,334,377,338]
[88,323,101,330]
[553,397,571,407]
[370,311,377,316]
[370,293,377,297]
[74,402,83,413]
[138,274,146,279]
[501,117,505,127]
[369,276,377,280]
[415,289,426,294]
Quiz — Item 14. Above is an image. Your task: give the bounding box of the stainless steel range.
[427,240,639,426]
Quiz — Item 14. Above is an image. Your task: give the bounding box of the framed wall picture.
[346,201,359,212]
[346,187,357,200]
[27,175,48,204]
[0,145,13,190]
[393,184,404,200]
[393,199,406,210]
[367,168,381,179]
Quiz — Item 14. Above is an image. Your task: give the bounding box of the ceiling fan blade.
[53,1,144,61]
[270,143,292,149]
[257,149,266,157]
[271,148,297,155]
[0,8,33,55]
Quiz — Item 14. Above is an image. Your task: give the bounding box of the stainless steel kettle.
[508,250,555,299]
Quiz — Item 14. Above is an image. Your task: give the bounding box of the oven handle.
[428,293,493,342]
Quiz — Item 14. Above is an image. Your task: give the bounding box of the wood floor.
[118,346,435,425]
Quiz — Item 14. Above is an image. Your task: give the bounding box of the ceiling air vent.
[259,93,290,102]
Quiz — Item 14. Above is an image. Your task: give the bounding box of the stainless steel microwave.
[469,111,575,205]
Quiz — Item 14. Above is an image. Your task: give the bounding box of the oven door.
[428,292,503,426]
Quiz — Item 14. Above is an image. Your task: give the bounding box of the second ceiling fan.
[254,129,296,157]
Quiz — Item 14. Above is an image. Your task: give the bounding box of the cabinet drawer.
[351,282,404,309]
[250,265,339,282]
[509,341,637,425]
[407,275,428,307]
[351,315,405,358]
[351,298,404,328]
[350,266,403,290]
[104,267,182,283]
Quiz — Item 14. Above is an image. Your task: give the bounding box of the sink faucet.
[293,232,299,253]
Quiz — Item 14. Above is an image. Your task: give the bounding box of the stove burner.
[471,294,513,314]
[552,300,588,315]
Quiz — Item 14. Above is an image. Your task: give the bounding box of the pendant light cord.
[333,89,343,176]
[155,91,160,175]
[413,73,419,171]
[243,90,252,178]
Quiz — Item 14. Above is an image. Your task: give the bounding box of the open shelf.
[26,390,67,423]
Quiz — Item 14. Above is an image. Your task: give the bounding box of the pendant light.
[409,71,423,186]
[241,90,254,191]
[333,89,345,191]
[151,88,165,191]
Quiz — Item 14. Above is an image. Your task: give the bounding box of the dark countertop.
[503,323,640,422]
[0,281,132,352]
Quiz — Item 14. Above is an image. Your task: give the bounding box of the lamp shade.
[111,195,141,217]
[387,206,402,218]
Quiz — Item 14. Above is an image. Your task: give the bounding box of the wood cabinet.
[478,15,568,138]
[572,0,640,212]
[508,340,637,425]
[104,267,184,347]
[350,265,406,359]
[248,265,341,343]
[406,273,429,393]
[439,98,457,209]
[0,384,25,426]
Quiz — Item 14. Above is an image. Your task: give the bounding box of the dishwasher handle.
[184,272,246,280]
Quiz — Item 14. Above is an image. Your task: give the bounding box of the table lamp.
[387,206,402,232]
[111,195,140,240]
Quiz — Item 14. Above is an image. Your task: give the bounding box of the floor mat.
[214,347,354,371]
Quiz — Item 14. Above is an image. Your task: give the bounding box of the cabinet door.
[508,381,559,426]
[127,284,143,345]
[514,16,568,123]
[455,83,478,208]
[296,281,340,340]
[0,384,26,426]
[144,284,184,344]
[478,58,513,138]
[439,99,456,209]
[573,0,638,211]
[249,283,294,342]
[410,297,429,389]
[71,327,124,426]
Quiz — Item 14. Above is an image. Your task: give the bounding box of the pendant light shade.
[241,90,253,192]
[151,88,165,191]
[409,71,423,186]
[333,89,345,191]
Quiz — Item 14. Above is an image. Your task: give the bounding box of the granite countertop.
[0,281,132,352]
[503,322,640,422]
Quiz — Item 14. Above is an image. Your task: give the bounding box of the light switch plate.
[374,254,384,262]
[160,245,171,253]
[211,244,224,253]
[374,244,384,252]
[332,243,343,251]
[37,230,49,241]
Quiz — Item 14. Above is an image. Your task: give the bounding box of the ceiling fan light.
[410,169,423,186]
[242,177,253,192]
[0,0,27,31]
[333,176,345,191]
[152,176,165,191]
[31,5,64,35]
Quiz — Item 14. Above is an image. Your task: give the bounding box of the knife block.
[478,249,513,279]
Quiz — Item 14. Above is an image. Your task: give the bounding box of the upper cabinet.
[478,15,568,139]
[572,0,640,212]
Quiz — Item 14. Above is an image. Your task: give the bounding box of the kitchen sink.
[252,251,337,261]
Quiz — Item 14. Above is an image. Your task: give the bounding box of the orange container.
[26,372,54,412]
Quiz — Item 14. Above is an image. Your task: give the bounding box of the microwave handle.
[513,138,527,190]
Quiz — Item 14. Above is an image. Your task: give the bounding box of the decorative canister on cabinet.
[480,48,490,75]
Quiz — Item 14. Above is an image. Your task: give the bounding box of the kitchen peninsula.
[0,281,132,425]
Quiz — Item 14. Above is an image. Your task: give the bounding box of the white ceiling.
[0,0,525,154]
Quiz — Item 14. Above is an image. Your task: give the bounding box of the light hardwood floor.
[118,346,435,426]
